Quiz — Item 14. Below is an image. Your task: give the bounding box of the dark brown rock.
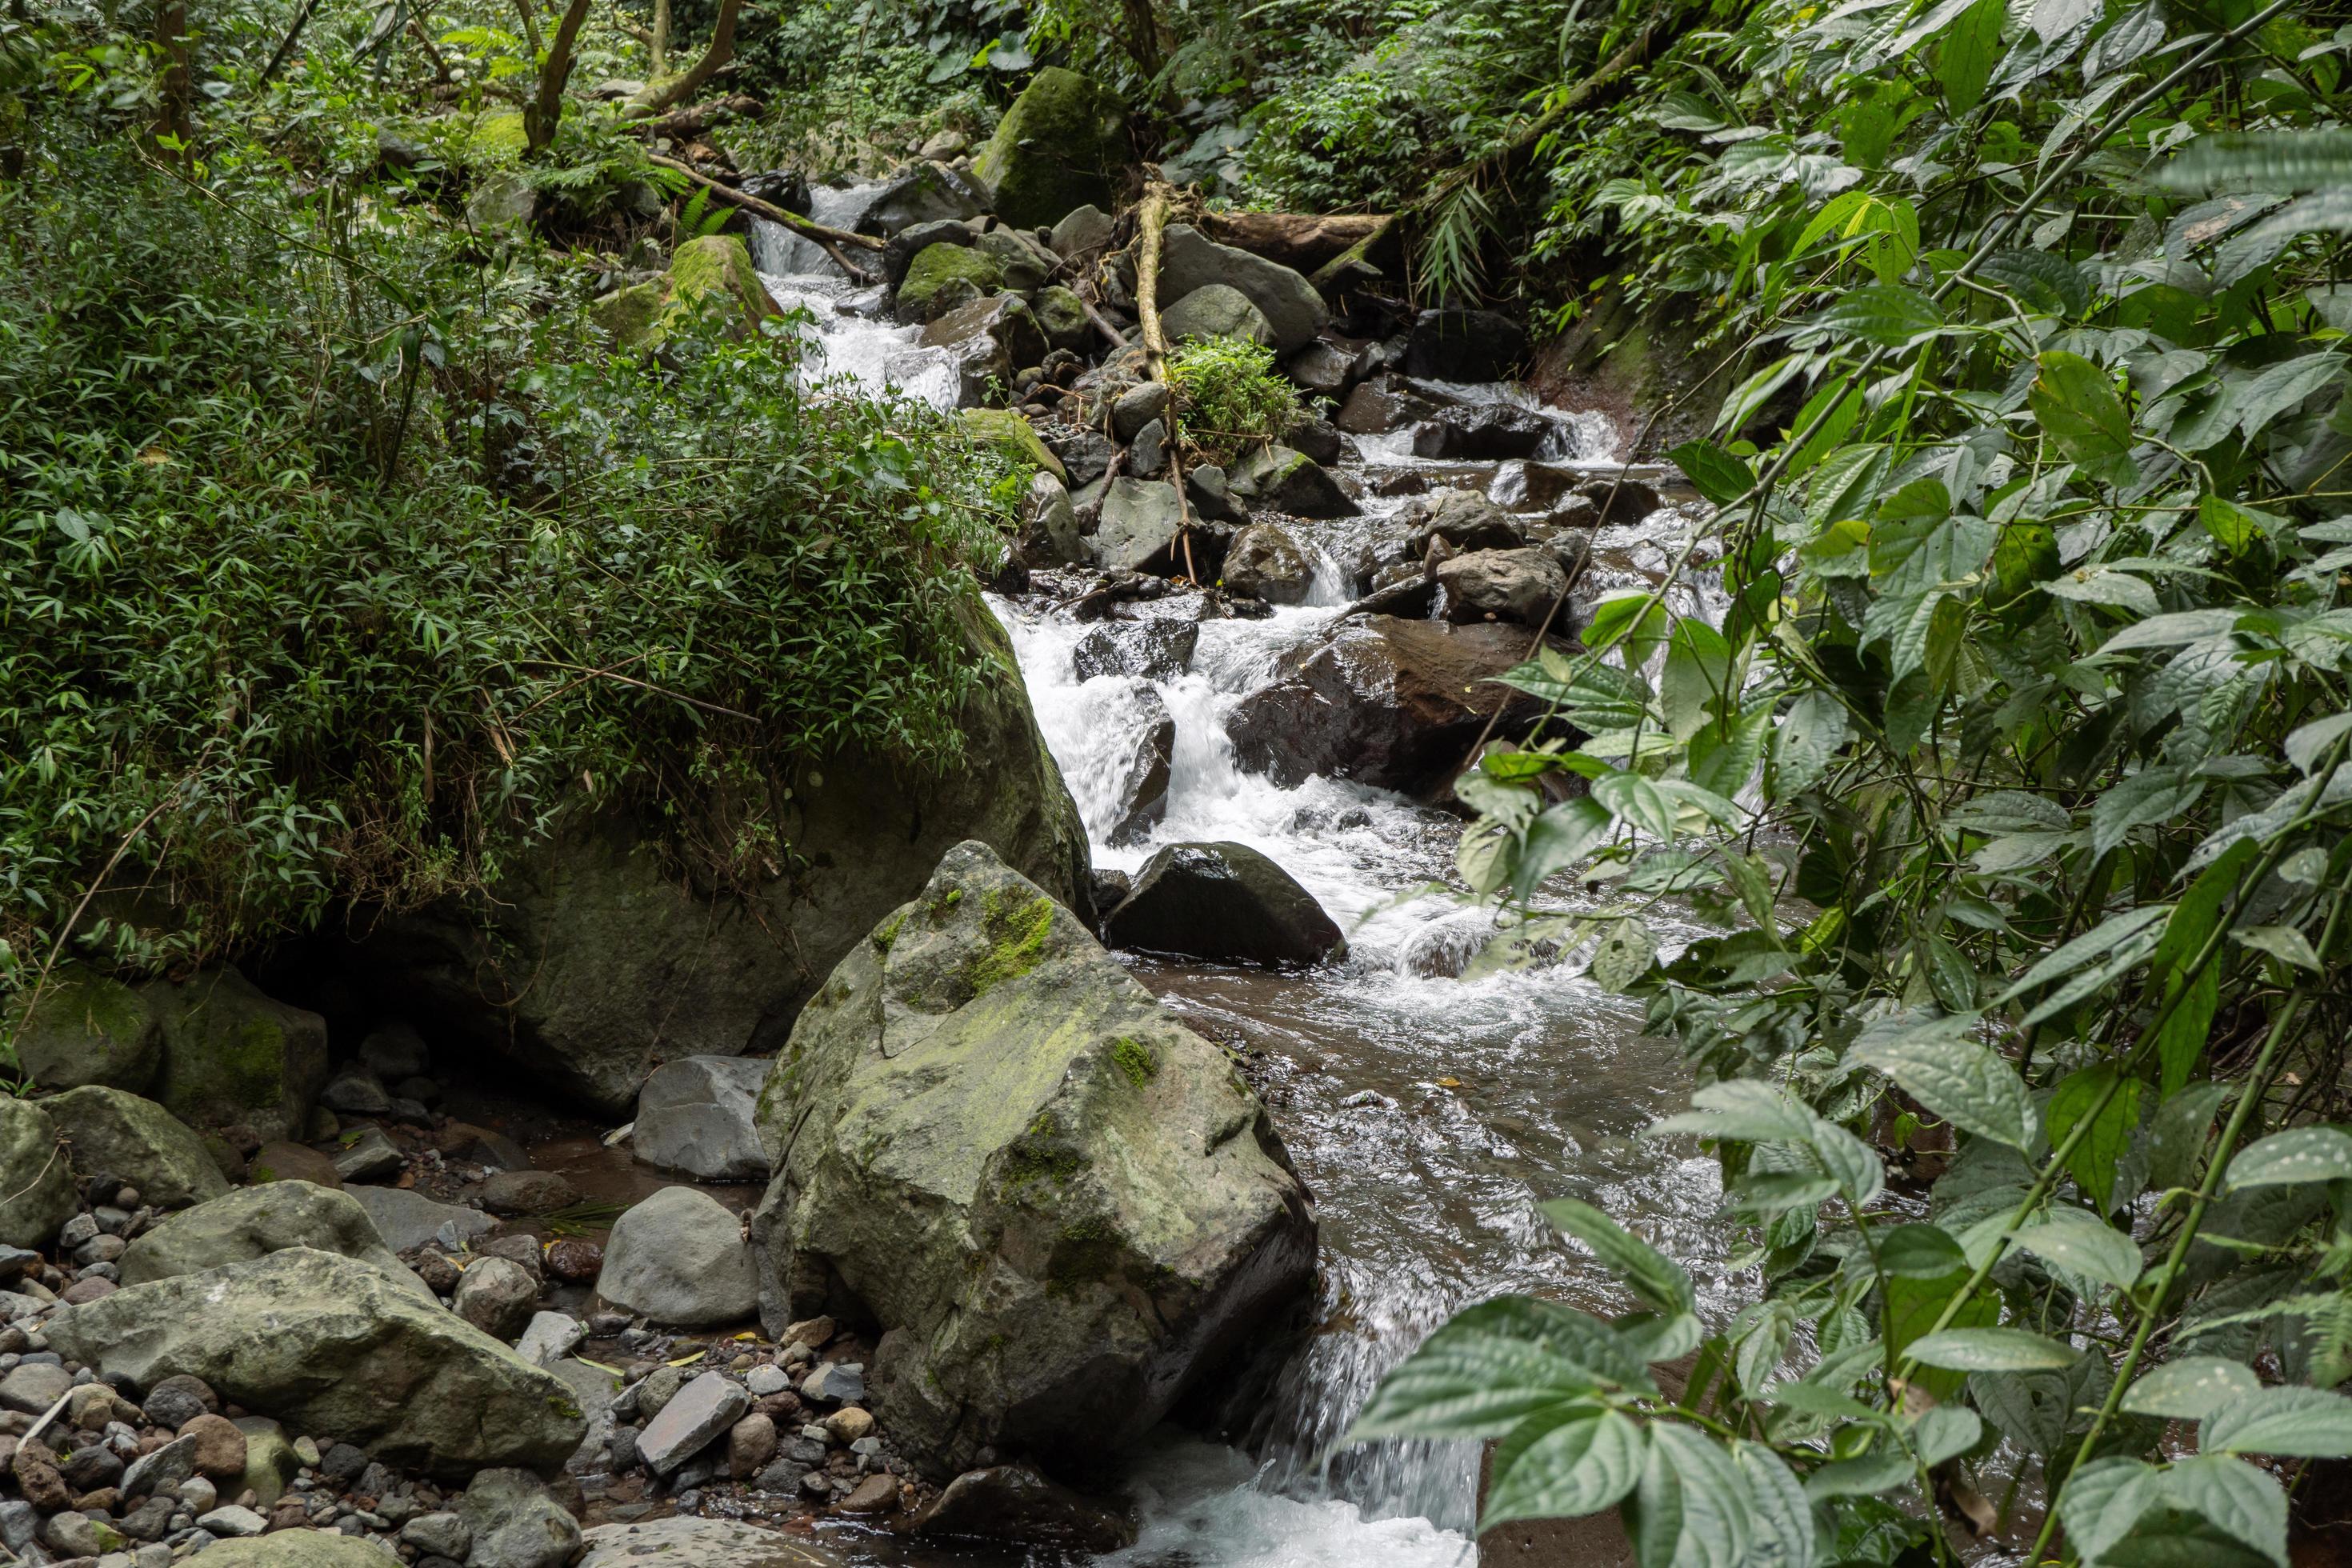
[917,1463,1135,1552]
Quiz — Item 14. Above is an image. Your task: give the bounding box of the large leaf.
[2030,350,2138,486]
[2205,1385,2352,1458]
[1935,0,2004,114]
[1541,1198,1696,1317]
[1666,439,1758,507]
[2061,1457,2162,1561]
[1731,1443,1814,1568]
[1511,798,1616,902]
[1850,1014,2037,1150]
[2046,1063,2142,1213]
[1905,1326,2080,1370]
[1626,1423,1750,1568]
[2010,1206,2142,1290]
[2158,130,2352,194]
[1812,284,1945,346]
[1766,688,1850,800]
[1349,1297,1651,1440]
[1482,1408,1646,1530]
[2122,1356,2261,1421]
[1978,247,2090,316]
[2226,1126,2352,1192]
[2150,1454,2288,1568]
[1652,1080,1820,1144]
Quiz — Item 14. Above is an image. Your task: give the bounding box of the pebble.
[822,1406,874,1444]
[745,1366,790,1397]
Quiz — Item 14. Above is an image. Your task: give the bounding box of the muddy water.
[718,216,1733,1564]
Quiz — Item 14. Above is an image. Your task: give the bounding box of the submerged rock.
[47,1248,586,1477]
[1411,403,1550,460]
[1100,842,1346,966]
[917,1463,1136,1552]
[578,1516,848,1566]
[750,841,1316,1478]
[1071,618,1197,682]
[634,1055,771,1181]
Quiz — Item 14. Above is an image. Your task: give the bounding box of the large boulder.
[1161,284,1273,347]
[1091,478,1187,574]
[1100,842,1345,966]
[960,408,1066,482]
[1403,307,1529,382]
[1231,446,1356,519]
[579,1518,849,1567]
[1070,619,1197,682]
[1222,522,1317,604]
[921,294,1049,407]
[0,1096,76,1249]
[1411,489,1527,554]
[917,1463,1135,1552]
[9,970,160,1094]
[596,236,782,350]
[748,842,1316,1478]
[596,1186,758,1327]
[139,966,327,1145]
[46,1248,586,1478]
[342,600,1087,1114]
[973,69,1128,229]
[633,1056,770,1181]
[42,1085,230,1208]
[860,160,990,236]
[118,1182,423,1294]
[1157,226,1326,354]
[1226,616,1580,796]
[1436,547,1568,626]
[896,241,1002,323]
[454,1468,581,1568]
[1334,373,1448,434]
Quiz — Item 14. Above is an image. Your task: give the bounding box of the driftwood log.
[1133,182,1199,584]
[1198,211,1393,274]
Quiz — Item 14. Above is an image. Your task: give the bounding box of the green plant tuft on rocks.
[1167,338,1303,466]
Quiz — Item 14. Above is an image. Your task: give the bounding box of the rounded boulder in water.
[1100,842,1346,967]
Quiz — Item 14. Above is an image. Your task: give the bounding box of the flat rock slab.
[578,1517,851,1567]
[186,1531,397,1567]
[638,1370,751,1475]
[633,1056,771,1181]
[350,1185,495,1253]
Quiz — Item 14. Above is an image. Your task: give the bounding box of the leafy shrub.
[1166,336,1301,465]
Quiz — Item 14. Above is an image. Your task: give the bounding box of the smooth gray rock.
[1048,205,1116,260]
[1110,381,1169,442]
[920,294,1048,407]
[637,1370,750,1476]
[1091,478,1186,574]
[453,1255,539,1342]
[515,1312,586,1368]
[632,1056,770,1182]
[0,1361,72,1414]
[860,160,989,235]
[0,1096,76,1249]
[347,1186,495,1254]
[596,1186,758,1328]
[1157,226,1326,354]
[122,1433,202,1498]
[47,1249,585,1478]
[330,1126,404,1184]
[1161,283,1273,347]
[1231,444,1356,519]
[578,1516,850,1567]
[118,1182,426,1296]
[1021,470,1085,566]
[1222,522,1317,605]
[39,1086,228,1209]
[455,1469,580,1568]
[401,1512,471,1560]
[1435,546,1568,626]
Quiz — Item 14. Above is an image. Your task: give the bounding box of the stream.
[746,207,1730,1566]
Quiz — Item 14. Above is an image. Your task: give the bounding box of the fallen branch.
[1200,211,1393,273]
[643,94,760,140]
[647,154,884,284]
[1134,182,1199,585]
[1307,214,1396,294]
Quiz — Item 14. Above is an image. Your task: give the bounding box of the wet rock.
[1091,478,1187,574]
[917,1463,1136,1552]
[1129,416,1170,478]
[1156,226,1326,354]
[1226,616,1580,795]
[1411,403,1550,460]
[1096,683,1175,850]
[8,970,161,1094]
[838,1473,901,1514]
[1437,547,1569,626]
[1070,622,1196,692]
[1334,373,1446,434]
[318,1064,390,1118]
[41,1086,229,1209]
[437,1122,533,1172]
[1284,335,1376,398]
[578,1516,848,1567]
[1577,475,1664,525]
[545,1238,603,1284]
[358,1022,430,1082]
[0,1096,77,1249]
[729,1412,778,1478]
[1043,425,1116,488]
[1048,204,1117,261]
[859,160,989,237]
[480,1169,578,1217]
[920,294,1048,407]
[454,1256,539,1342]
[46,1248,586,1478]
[330,1126,403,1184]
[1410,488,1526,554]
[1161,283,1272,347]
[1231,446,1356,519]
[972,68,1127,229]
[1222,522,1317,605]
[118,1182,424,1294]
[638,1370,751,1476]
[597,1186,758,1328]
[749,842,1316,1479]
[137,967,327,1145]
[1100,842,1346,966]
[455,1468,581,1568]
[348,1186,495,1254]
[894,242,1002,323]
[1289,416,1345,466]
[1403,307,1529,382]
[1110,381,1170,442]
[633,1055,770,1181]
[977,226,1057,291]
[1186,462,1245,522]
[1018,469,1086,568]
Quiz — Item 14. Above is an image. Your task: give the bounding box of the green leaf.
[2030,350,2138,485]
[2046,1064,2142,1214]
[1978,248,2090,316]
[2233,925,2323,970]
[1878,1222,1968,1278]
[2121,1356,2261,1421]
[1510,798,1616,902]
[2044,566,2160,615]
[1766,689,1849,801]
[2205,1385,2352,1458]
[1803,1447,1912,1498]
[2011,1206,2142,1290]
[2150,1082,2231,1190]
[1595,772,1679,842]
[1811,284,1945,346]
[1540,1198,1696,1317]
[1665,439,1757,507]
[2062,1457,2162,1562]
[2154,1454,2288,1568]
[1652,1080,1818,1144]
[1935,0,2004,114]
[1626,1423,1750,1568]
[2286,712,2352,774]
[1481,1408,1645,1530]
[1731,1444,1814,1568]
[1586,591,1671,668]
[2089,767,2203,857]
[1658,618,1732,742]
[2201,494,2266,554]
[1850,1014,2037,1150]
[1995,906,2170,1007]
[2150,840,2257,1098]
[1589,918,1659,994]
[2158,130,2352,194]
[1349,1297,1650,1442]
[2226,1126,2352,1192]
[1905,1326,2080,1370]
[2233,352,2346,440]
[1911,1404,1983,1466]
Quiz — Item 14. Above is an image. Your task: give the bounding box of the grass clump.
[1166,338,1302,466]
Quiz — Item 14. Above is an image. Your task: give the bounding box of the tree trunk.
[153,0,194,152]
[650,0,670,77]
[1198,212,1393,274]
[626,0,742,118]
[522,0,594,154]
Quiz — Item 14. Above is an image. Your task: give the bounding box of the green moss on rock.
[10,968,161,1094]
[958,408,1066,483]
[897,242,1002,324]
[973,68,1130,230]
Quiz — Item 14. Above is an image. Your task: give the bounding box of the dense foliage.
[0,13,1011,998]
[1351,1,2352,1563]
[1166,335,1303,464]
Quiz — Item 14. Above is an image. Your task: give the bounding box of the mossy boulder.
[0,1095,77,1248]
[959,408,1066,483]
[10,969,161,1094]
[588,281,665,348]
[973,68,1130,230]
[141,966,328,1146]
[1032,284,1092,354]
[896,242,1003,325]
[662,234,781,338]
[42,1085,230,1208]
[461,110,528,167]
[118,1181,425,1293]
[748,840,1316,1479]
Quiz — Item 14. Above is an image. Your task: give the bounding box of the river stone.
[1222,522,1316,605]
[1334,373,1447,434]
[454,1468,580,1568]
[1225,615,1581,795]
[578,1517,848,1567]
[0,1097,76,1249]
[347,1185,494,1252]
[921,294,1049,408]
[916,1463,1136,1551]
[1410,402,1550,461]
[1020,470,1085,567]
[1410,488,1526,554]
[1160,283,1273,348]
[1436,547,1568,626]
[191,1530,399,1566]
[748,840,1316,1478]
[638,1370,751,1475]
[861,161,990,237]
[976,226,1057,292]
[1403,307,1529,382]
[235,1415,302,1505]
[1033,285,1091,354]
[1070,619,1197,682]
[342,598,1087,1114]
[1044,425,1116,487]
[480,1169,578,1215]
[9,970,161,1094]
[42,1086,229,1208]
[895,242,1002,324]
[1230,445,1357,519]
[454,1255,540,1342]
[117,1182,426,1295]
[515,1312,586,1370]
[1048,205,1117,260]
[136,966,327,1146]
[1157,226,1326,354]
[331,1124,403,1183]
[1092,478,1186,574]
[597,1186,758,1327]
[634,1056,771,1181]
[251,1139,343,1189]
[1110,380,1170,442]
[972,68,1126,229]
[47,1248,584,1477]
[1100,843,1346,966]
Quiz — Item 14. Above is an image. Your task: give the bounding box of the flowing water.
[746,210,1730,1566]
